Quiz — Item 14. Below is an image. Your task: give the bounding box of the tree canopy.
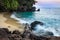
[2,0,19,10]
[0,0,36,11]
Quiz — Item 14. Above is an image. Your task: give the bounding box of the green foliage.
[1,0,35,11]
[10,0,19,10]
[2,0,10,9]
[18,0,35,8]
[2,0,19,10]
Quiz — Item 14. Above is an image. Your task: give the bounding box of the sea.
[10,4,60,36]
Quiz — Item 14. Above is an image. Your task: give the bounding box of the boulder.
[45,31,54,36]
[0,28,9,37]
[1,28,11,34]
[39,31,54,36]
[37,9,40,11]
[31,7,36,11]
[30,21,44,30]
[12,30,21,34]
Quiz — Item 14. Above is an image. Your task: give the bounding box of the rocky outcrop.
[37,9,40,11]
[12,30,21,34]
[38,31,54,36]
[17,6,36,12]
[30,21,44,30]
[0,28,60,40]
[43,31,54,36]
[0,28,10,37]
[0,5,7,12]
[29,34,60,40]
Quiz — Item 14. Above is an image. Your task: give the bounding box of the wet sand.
[0,12,24,32]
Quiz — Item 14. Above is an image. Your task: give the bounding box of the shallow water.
[11,8,60,36]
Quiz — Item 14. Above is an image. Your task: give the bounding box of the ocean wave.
[10,10,60,36]
[10,12,29,24]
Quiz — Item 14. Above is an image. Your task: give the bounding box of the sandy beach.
[0,12,24,32]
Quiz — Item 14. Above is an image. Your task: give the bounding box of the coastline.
[0,12,60,40]
[0,12,24,32]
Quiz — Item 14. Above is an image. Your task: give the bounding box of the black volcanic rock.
[39,31,54,36]
[30,21,44,30]
[45,31,54,36]
[12,30,21,34]
[1,28,11,34]
[0,28,60,40]
[0,28,9,37]
[37,9,40,11]
[29,34,49,40]
[17,6,36,12]
[31,7,36,11]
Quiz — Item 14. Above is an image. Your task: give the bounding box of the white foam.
[10,12,28,24]
[33,24,60,36]
[10,11,60,37]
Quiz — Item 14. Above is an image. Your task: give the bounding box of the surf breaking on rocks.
[10,11,60,36]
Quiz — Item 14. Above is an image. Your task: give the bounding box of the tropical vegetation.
[0,0,36,11]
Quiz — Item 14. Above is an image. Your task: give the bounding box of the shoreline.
[0,12,60,40]
[0,12,24,32]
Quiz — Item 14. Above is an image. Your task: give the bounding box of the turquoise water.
[11,8,60,36]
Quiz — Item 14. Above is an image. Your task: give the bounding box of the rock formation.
[37,9,40,11]
[30,21,44,30]
[0,28,60,40]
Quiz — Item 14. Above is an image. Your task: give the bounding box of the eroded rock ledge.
[0,28,60,40]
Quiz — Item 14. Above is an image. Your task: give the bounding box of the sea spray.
[32,24,60,36]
